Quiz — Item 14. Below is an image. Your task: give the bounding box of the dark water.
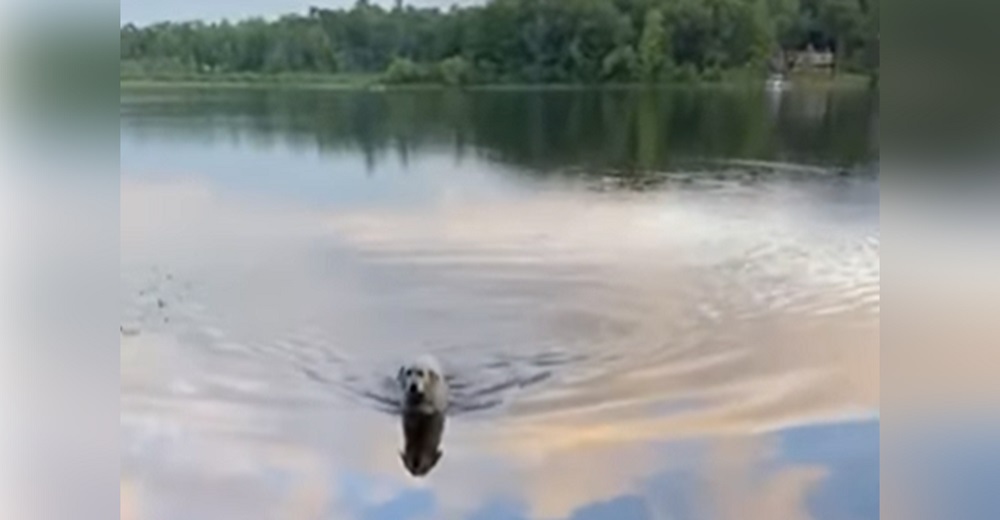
[120,87,879,520]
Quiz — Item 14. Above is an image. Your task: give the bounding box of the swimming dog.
[397,355,448,477]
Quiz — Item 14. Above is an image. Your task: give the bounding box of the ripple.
[121,174,879,431]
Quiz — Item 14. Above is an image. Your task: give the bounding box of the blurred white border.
[0,0,19,515]
[0,0,121,518]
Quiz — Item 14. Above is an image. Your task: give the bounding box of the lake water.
[120,87,879,520]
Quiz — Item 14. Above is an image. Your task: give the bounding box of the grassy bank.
[120,72,381,90]
[121,71,875,91]
[786,71,872,89]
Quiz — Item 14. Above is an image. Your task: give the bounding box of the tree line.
[121,0,878,85]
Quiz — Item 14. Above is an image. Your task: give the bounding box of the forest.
[120,0,878,85]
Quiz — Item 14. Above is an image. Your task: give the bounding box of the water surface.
[120,87,879,520]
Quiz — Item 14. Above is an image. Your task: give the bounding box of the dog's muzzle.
[406,386,423,406]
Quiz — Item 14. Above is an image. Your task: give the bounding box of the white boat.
[766,73,789,92]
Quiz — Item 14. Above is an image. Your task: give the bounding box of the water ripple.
[122,174,879,429]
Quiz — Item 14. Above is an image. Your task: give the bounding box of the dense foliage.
[121,0,878,84]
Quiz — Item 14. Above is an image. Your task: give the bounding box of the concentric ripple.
[122,169,879,430]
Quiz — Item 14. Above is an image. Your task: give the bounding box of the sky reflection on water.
[121,87,879,520]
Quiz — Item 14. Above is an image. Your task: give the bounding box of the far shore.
[121,72,873,92]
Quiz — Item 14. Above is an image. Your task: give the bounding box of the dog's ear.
[397,366,405,384]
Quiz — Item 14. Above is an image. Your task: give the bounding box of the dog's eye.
[415,369,423,377]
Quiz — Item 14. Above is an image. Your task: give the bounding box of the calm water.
[120,87,879,520]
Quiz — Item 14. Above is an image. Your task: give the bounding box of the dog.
[397,355,448,477]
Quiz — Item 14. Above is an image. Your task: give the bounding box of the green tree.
[601,45,638,81]
[120,0,877,85]
[638,8,667,81]
[438,55,474,85]
[817,0,864,74]
[384,56,430,83]
[766,0,801,49]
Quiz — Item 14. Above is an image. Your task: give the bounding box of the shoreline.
[121,73,873,92]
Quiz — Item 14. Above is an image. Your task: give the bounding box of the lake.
[120,86,879,520]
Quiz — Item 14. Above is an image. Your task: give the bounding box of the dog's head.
[397,362,440,408]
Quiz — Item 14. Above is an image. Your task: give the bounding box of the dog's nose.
[408,383,419,394]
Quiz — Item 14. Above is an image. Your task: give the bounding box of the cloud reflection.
[121,176,878,520]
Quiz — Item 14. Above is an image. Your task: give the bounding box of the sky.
[120,0,481,26]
